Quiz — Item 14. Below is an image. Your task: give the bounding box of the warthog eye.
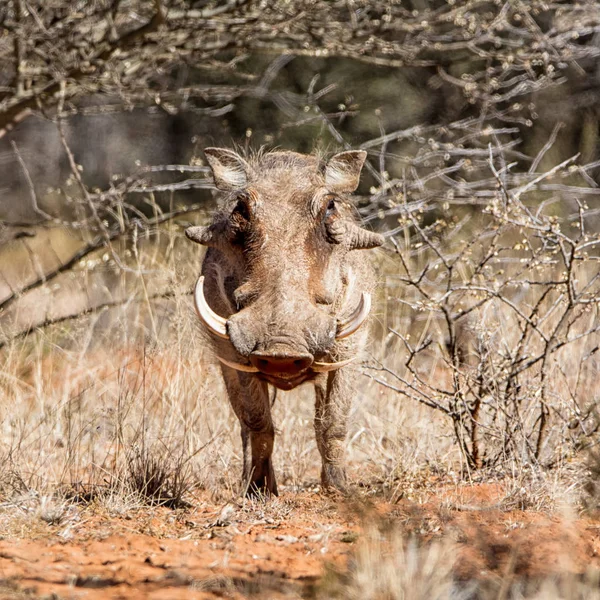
[325,196,337,218]
[233,193,251,222]
[322,195,345,245]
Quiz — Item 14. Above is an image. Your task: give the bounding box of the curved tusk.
[194,276,229,339]
[312,357,356,372]
[216,355,259,372]
[336,292,371,339]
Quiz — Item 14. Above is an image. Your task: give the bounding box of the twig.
[0,289,191,351]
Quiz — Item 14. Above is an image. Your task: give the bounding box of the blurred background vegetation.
[1,0,599,310]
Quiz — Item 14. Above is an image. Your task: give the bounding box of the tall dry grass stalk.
[0,217,591,509]
[0,233,434,504]
[319,528,458,600]
[319,525,600,600]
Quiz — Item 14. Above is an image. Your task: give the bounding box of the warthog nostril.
[249,353,313,377]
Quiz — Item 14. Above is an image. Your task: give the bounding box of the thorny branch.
[1,1,600,134]
[367,138,600,470]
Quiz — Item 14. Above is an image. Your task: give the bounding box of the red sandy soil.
[0,483,599,599]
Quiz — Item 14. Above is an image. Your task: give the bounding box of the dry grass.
[318,529,457,600]
[319,525,600,600]
[0,229,459,506]
[0,228,598,598]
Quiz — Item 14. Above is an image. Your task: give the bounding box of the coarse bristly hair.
[191,145,382,497]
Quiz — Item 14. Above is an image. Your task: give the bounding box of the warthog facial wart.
[186,147,383,496]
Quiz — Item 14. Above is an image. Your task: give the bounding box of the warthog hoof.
[245,459,278,498]
[321,464,349,494]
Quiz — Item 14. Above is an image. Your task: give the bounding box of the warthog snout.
[249,350,314,377]
[225,295,335,353]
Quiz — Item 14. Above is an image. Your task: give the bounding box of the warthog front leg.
[220,367,278,497]
[314,368,356,492]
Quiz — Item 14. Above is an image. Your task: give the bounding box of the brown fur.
[189,148,382,496]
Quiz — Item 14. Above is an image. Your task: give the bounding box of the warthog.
[186,147,383,496]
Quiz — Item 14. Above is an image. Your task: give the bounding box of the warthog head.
[186,148,383,390]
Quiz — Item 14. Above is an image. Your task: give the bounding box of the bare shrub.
[1,1,598,135]
[121,444,193,508]
[368,145,600,473]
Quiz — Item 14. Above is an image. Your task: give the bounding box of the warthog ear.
[324,150,367,193]
[204,148,251,190]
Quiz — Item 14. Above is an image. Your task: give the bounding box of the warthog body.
[186,148,383,495]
